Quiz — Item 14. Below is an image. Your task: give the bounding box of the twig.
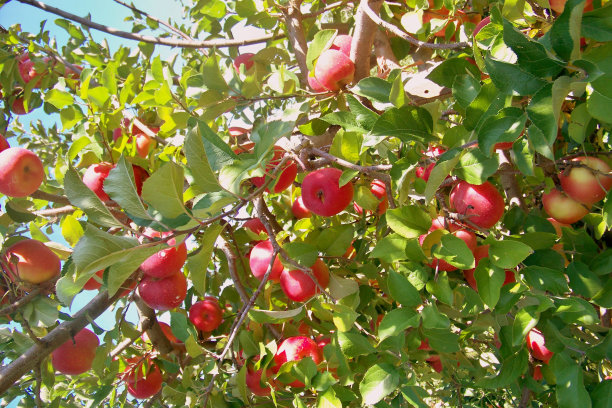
[498,150,526,212]
[134,295,173,355]
[30,190,71,205]
[518,386,531,408]
[304,146,392,176]
[360,0,471,50]
[112,0,193,41]
[33,205,75,217]
[15,0,283,49]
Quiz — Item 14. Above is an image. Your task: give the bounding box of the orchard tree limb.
[280,0,310,87]
[33,205,75,218]
[0,290,121,395]
[30,190,71,206]
[498,150,527,212]
[134,295,173,355]
[303,146,392,177]
[351,0,384,82]
[360,0,470,50]
[15,0,282,49]
[373,29,401,78]
[0,286,45,316]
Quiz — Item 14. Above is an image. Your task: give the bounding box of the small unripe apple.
[526,328,553,363]
[0,147,45,197]
[354,179,389,215]
[51,328,99,375]
[189,297,223,332]
[249,240,283,282]
[4,239,61,284]
[251,147,298,193]
[280,258,330,302]
[449,181,505,229]
[301,167,354,217]
[314,49,355,91]
[273,336,323,387]
[83,162,114,201]
[292,196,312,219]
[234,53,255,72]
[330,34,352,57]
[140,230,188,279]
[0,134,10,152]
[558,156,612,205]
[123,357,164,399]
[542,188,590,224]
[138,272,187,311]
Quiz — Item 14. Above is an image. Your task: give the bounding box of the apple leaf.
[423,328,460,353]
[369,106,434,144]
[590,378,612,408]
[184,128,222,193]
[337,331,375,358]
[474,258,506,309]
[352,77,392,103]
[370,234,409,263]
[551,353,593,408]
[316,224,354,257]
[454,149,499,184]
[523,266,570,294]
[306,29,337,71]
[565,261,603,299]
[421,304,451,330]
[387,270,421,307]
[104,155,151,220]
[141,161,188,220]
[553,297,599,325]
[477,348,528,388]
[550,0,585,62]
[248,306,304,324]
[187,222,224,296]
[484,56,547,96]
[359,363,399,405]
[477,107,527,157]
[511,305,539,347]
[385,205,431,239]
[431,234,475,270]
[377,308,419,342]
[328,274,359,300]
[489,240,533,269]
[317,387,342,408]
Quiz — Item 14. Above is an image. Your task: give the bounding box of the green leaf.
[477,107,527,156]
[101,62,118,95]
[352,77,392,103]
[568,103,595,144]
[489,240,533,269]
[565,261,603,298]
[328,274,359,300]
[317,387,342,408]
[453,74,481,110]
[330,129,363,163]
[201,53,228,93]
[63,166,124,228]
[307,30,337,70]
[454,149,499,183]
[187,223,223,296]
[551,353,592,408]
[527,83,558,146]
[424,153,461,202]
[554,297,599,325]
[196,119,237,172]
[423,328,460,353]
[184,129,222,193]
[369,106,434,144]
[370,234,410,263]
[387,270,422,307]
[141,161,187,219]
[282,242,318,268]
[591,379,612,408]
[104,155,151,220]
[60,214,84,247]
[337,331,375,358]
[316,225,354,257]
[378,308,419,341]
[427,57,480,88]
[60,105,85,130]
[390,72,406,108]
[474,258,506,309]
[431,234,475,269]
[550,0,585,62]
[322,111,369,134]
[86,87,111,108]
[44,89,74,109]
[248,306,304,324]
[22,297,59,327]
[477,349,528,388]
[331,304,359,332]
[465,82,510,131]
[512,306,539,347]
[421,304,450,329]
[386,205,431,239]
[582,5,612,41]
[523,266,570,294]
[425,271,453,305]
[484,56,547,96]
[359,363,399,405]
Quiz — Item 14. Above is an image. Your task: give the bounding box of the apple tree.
[1,0,612,406]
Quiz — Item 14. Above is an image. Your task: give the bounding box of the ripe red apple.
[11,97,29,115]
[246,366,275,396]
[532,365,543,381]
[542,188,590,224]
[449,180,505,229]
[314,49,355,91]
[244,218,268,240]
[279,258,330,302]
[426,355,443,372]
[301,167,354,217]
[251,147,298,193]
[82,162,114,201]
[140,230,187,279]
[83,270,104,290]
[330,34,352,56]
[558,156,612,205]
[51,328,99,375]
[17,54,44,87]
[354,179,388,215]
[138,272,187,311]
[4,239,61,284]
[273,336,323,387]
[418,339,431,350]
[0,134,10,152]
[308,70,328,92]
[549,0,592,14]
[249,240,283,282]
[131,124,159,158]
[0,147,45,197]
[416,146,446,182]
[292,196,312,219]
[228,126,250,138]
[234,53,255,72]
[189,297,223,332]
[123,357,163,399]
[526,328,553,363]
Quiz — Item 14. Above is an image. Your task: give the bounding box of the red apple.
[17,54,43,87]
[449,181,505,229]
[132,165,149,196]
[273,336,323,387]
[542,188,590,224]
[138,272,187,311]
[426,355,443,372]
[419,217,477,272]
[314,49,355,91]
[251,147,298,193]
[123,357,163,399]
[234,53,255,72]
[354,179,388,215]
[526,328,553,364]
[559,156,612,205]
[532,365,543,381]
[140,230,187,279]
[549,0,592,14]
[4,239,61,284]
[279,258,330,302]
[189,297,223,332]
[473,15,490,36]
[249,240,283,282]
[83,270,104,290]
[418,339,431,350]
[301,167,354,217]
[0,147,45,197]
[82,162,114,201]
[308,70,328,92]
[51,328,99,375]
[0,134,10,152]
[246,366,275,396]
[228,127,250,138]
[330,34,352,57]
[131,124,158,158]
[462,245,516,291]
[416,146,446,182]
[244,218,268,240]
[11,97,29,115]
[292,196,312,219]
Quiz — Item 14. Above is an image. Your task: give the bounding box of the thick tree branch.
[0,290,120,395]
[351,0,384,82]
[134,295,173,355]
[373,29,401,78]
[280,0,310,87]
[30,190,71,205]
[16,0,282,49]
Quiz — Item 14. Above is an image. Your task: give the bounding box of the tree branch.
[112,0,193,41]
[134,295,173,355]
[351,0,384,82]
[30,190,71,206]
[15,0,282,49]
[373,29,401,78]
[498,150,526,212]
[280,0,310,87]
